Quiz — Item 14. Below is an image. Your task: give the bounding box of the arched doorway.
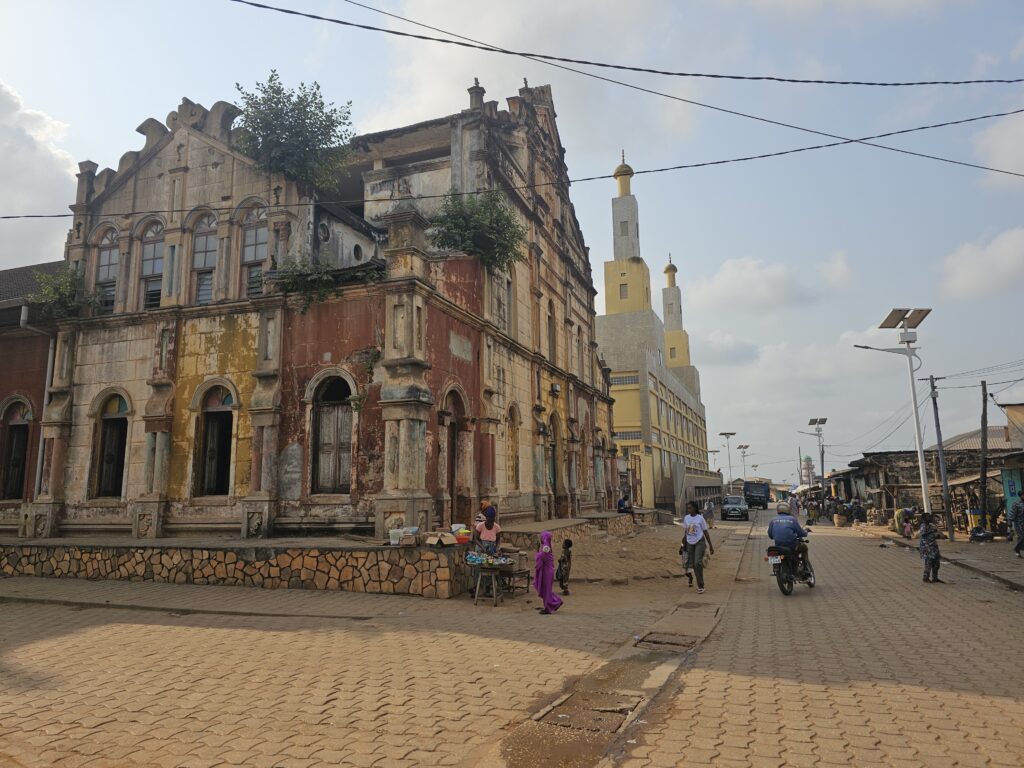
[94,394,129,498]
[548,413,569,518]
[442,389,470,528]
[197,386,234,496]
[1,401,31,500]
[312,377,353,494]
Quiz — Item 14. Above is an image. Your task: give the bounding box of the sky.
[1,0,1022,485]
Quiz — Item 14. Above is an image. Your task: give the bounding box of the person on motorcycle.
[768,502,810,574]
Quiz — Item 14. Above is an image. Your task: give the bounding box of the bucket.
[389,528,402,545]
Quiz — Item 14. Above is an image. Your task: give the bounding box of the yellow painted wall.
[168,312,260,501]
[665,329,691,367]
[603,259,651,315]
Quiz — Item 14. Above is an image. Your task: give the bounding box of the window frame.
[95,229,119,315]
[241,207,269,298]
[191,214,219,306]
[139,222,164,311]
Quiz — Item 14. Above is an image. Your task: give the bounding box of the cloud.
[745,0,945,13]
[816,251,852,290]
[1012,35,1024,61]
[359,0,706,154]
[690,329,758,366]
[940,227,1024,300]
[0,80,76,269]
[972,111,1024,185]
[684,258,813,313]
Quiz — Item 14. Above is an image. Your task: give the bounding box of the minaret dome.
[613,150,634,197]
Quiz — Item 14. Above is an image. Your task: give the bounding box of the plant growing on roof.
[232,70,354,191]
[430,190,527,275]
[271,260,383,313]
[27,264,98,319]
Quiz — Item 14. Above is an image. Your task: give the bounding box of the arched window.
[547,300,556,363]
[507,406,520,491]
[139,221,164,310]
[94,395,128,498]
[313,377,353,494]
[197,386,233,496]
[241,207,268,298]
[96,229,119,314]
[192,214,218,305]
[1,401,31,500]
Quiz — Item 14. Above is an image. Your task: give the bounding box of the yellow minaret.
[604,152,652,315]
[663,255,691,366]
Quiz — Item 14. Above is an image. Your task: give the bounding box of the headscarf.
[534,531,562,612]
[485,507,497,522]
[536,530,554,568]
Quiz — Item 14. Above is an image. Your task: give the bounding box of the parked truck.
[743,480,771,510]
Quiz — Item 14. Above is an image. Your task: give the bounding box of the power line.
[226,0,1024,88]
[226,0,1024,180]
[937,375,1024,391]
[3,103,1024,222]
[942,356,1024,379]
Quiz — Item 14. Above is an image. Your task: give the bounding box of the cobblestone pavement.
[0,524,741,768]
[856,523,1024,591]
[613,515,1024,768]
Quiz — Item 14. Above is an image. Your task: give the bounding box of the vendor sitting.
[473,500,502,554]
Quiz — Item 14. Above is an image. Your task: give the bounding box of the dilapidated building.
[2,81,617,541]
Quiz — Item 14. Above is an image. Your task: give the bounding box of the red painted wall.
[0,332,51,502]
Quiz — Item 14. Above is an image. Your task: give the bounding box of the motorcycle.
[766,537,815,595]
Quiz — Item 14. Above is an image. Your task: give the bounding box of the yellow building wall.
[665,329,691,367]
[167,312,260,501]
[603,259,652,314]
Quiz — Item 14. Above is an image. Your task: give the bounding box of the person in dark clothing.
[768,503,810,573]
[556,539,573,595]
[919,513,943,583]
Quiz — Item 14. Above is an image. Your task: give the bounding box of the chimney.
[468,78,485,110]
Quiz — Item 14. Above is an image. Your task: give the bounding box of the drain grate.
[635,632,699,651]
[537,691,645,733]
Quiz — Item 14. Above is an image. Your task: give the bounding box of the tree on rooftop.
[430,191,527,275]
[233,70,353,191]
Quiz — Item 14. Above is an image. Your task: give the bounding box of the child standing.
[556,539,573,595]
[919,513,943,583]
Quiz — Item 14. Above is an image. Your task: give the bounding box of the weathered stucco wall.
[0,333,50,527]
[167,311,258,514]
[64,323,158,518]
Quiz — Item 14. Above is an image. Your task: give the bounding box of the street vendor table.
[473,566,504,607]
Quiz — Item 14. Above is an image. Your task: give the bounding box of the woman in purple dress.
[534,531,563,614]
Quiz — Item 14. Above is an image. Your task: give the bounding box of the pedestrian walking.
[680,500,715,594]
[919,512,944,583]
[1009,494,1024,558]
[534,531,563,614]
[556,538,573,595]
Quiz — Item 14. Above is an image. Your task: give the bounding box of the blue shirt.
[767,515,808,548]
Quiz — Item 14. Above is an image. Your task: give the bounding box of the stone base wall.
[0,543,467,598]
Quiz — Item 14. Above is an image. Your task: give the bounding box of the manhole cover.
[539,692,644,733]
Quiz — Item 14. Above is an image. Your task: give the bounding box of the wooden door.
[2,424,28,500]
[98,418,127,497]
[315,404,352,494]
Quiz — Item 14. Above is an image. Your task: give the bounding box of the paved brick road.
[0,525,735,768]
[613,516,1024,768]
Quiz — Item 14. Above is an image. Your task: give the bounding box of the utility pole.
[797,447,803,485]
[980,380,989,529]
[928,375,954,540]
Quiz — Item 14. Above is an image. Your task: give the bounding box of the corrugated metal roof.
[928,426,1012,452]
[0,261,66,302]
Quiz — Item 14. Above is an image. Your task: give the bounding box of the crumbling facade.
[2,81,616,541]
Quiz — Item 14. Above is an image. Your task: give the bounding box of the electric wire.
[942,356,1024,379]
[224,0,1024,181]
[937,375,1024,391]
[3,105,1024,222]
[225,0,1024,88]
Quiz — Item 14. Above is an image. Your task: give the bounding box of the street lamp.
[719,432,736,488]
[854,308,945,537]
[752,464,759,476]
[799,419,827,508]
[737,444,750,479]
[708,449,720,471]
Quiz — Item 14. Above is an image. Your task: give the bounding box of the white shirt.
[683,514,708,545]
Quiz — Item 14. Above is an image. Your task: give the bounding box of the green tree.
[233,71,353,191]
[27,264,97,319]
[430,191,527,275]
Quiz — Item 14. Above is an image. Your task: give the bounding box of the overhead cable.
[226,0,1024,181]
[227,0,1024,88]
[3,104,1024,222]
